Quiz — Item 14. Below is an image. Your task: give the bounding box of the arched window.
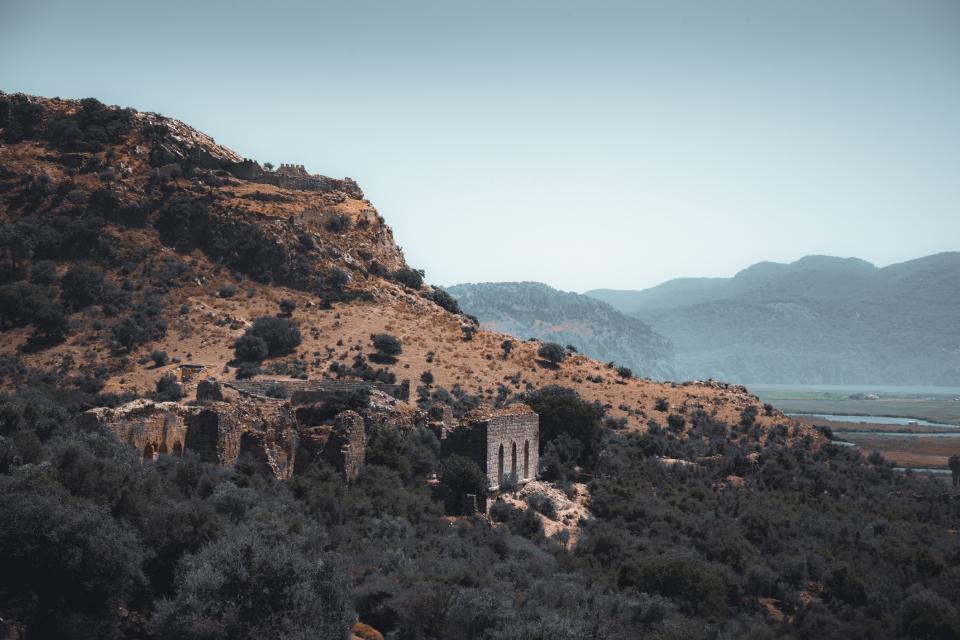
[497,444,505,485]
[143,443,157,462]
[524,441,530,479]
[511,442,517,475]
[173,441,183,457]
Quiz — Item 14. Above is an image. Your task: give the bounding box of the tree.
[537,342,565,366]
[501,339,514,358]
[440,454,487,498]
[523,386,602,467]
[151,527,352,640]
[234,333,269,362]
[151,350,170,367]
[60,264,105,310]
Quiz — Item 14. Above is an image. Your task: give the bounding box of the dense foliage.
[1,382,957,639]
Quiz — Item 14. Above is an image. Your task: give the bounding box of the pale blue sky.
[2,0,958,291]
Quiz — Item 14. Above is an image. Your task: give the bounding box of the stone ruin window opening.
[524,440,529,479]
[511,442,517,476]
[497,443,504,485]
[143,443,158,461]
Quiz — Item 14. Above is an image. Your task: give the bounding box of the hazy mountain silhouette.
[446,282,676,380]
[587,253,960,385]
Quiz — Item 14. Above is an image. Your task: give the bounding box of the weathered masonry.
[438,405,540,491]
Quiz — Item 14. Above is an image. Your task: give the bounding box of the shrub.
[499,472,519,493]
[440,454,487,498]
[235,361,261,379]
[218,284,236,298]
[667,413,686,432]
[246,316,301,357]
[324,213,352,233]
[371,333,402,357]
[152,373,184,402]
[151,350,170,367]
[234,333,269,362]
[537,342,565,366]
[424,288,461,314]
[489,500,517,523]
[324,267,350,291]
[264,382,289,399]
[60,264,105,310]
[616,366,632,379]
[501,339,514,357]
[390,267,424,290]
[655,397,669,412]
[278,298,296,316]
[526,492,557,520]
[420,371,434,385]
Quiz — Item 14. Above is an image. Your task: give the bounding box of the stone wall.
[440,406,540,491]
[79,399,188,460]
[227,159,364,198]
[484,412,539,490]
[81,394,297,479]
[325,410,366,482]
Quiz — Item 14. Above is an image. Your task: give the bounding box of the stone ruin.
[80,387,297,479]
[81,378,541,493]
[228,158,363,198]
[434,404,540,491]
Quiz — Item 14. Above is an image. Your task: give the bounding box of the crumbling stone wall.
[184,407,242,465]
[79,399,187,461]
[325,410,366,482]
[226,159,363,197]
[81,390,298,479]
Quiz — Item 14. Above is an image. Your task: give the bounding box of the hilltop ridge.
[0,91,793,433]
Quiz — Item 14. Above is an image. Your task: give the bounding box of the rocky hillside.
[0,91,792,433]
[446,281,676,380]
[588,254,960,385]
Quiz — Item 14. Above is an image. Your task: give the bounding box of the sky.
[2,0,959,292]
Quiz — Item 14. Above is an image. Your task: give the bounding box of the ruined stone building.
[228,159,363,197]
[82,376,540,494]
[435,404,540,491]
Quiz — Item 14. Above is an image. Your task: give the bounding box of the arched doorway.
[143,443,157,462]
[173,441,183,457]
[523,441,529,479]
[497,443,504,485]
[511,442,517,476]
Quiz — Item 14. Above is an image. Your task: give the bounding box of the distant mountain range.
[445,282,676,380]
[587,253,960,385]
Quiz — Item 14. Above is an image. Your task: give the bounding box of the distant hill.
[587,254,960,385]
[446,282,676,380]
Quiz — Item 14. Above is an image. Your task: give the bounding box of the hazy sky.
[2,0,958,291]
